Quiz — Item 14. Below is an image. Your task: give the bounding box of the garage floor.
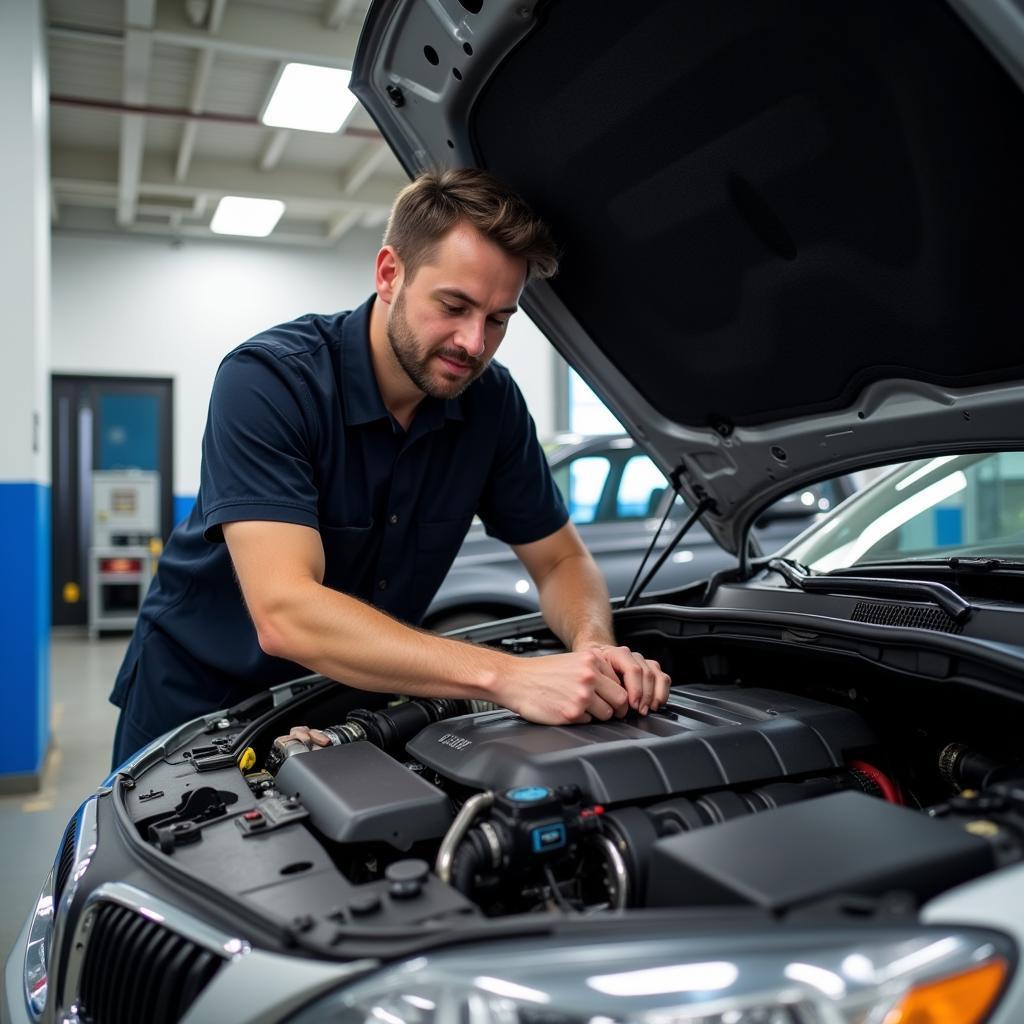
[0,633,125,962]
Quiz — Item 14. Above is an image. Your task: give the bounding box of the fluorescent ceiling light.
[262,63,356,133]
[210,196,285,237]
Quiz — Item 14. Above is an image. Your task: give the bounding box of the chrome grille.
[78,902,224,1024]
[54,817,78,904]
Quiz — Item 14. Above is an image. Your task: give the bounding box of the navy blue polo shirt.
[110,296,567,744]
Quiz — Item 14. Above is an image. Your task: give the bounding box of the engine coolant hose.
[849,760,903,804]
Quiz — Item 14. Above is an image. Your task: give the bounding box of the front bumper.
[2,915,33,1024]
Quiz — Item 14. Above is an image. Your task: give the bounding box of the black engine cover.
[406,684,876,803]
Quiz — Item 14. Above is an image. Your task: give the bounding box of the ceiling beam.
[51,95,379,137]
[326,209,361,243]
[324,0,360,30]
[124,222,339,247]
[342,139,389,195]
[187,47,217,119]
[49,1,359,66]
[116,21,154,226]
[150,2,360,67]
[361,207,391,229]
[49,25,123,47]
[54,145,403,216]
[175,44,216,182]
[208,0,228,34]
[259,129,291,171]
[175,122,199,183]
[126,0,157,29]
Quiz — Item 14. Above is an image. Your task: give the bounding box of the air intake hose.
[323,698,495,755]
[267,697,496,771]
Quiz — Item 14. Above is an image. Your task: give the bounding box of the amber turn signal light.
[884,958,1008,1024]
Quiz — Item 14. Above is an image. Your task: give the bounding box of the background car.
[426,434,854,630]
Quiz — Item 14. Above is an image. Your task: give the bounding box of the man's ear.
[375,246,403,304]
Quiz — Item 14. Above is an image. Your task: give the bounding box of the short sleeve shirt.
[111,296,568,733]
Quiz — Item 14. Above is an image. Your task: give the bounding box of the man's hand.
[511,524,671,716]
[498,650,630,724]
[577,643,671,715]
[274,725,332,751]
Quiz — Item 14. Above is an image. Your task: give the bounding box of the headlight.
[22,797,98,1021]
[287,925,1012,1024]
[22,868,55,1018]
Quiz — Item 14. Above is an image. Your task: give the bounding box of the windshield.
[786,452,1024,572]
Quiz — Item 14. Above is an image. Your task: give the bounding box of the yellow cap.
[238,747,256,772]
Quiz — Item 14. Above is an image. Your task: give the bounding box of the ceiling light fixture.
[209,197,286,237]
[262,63,357,133]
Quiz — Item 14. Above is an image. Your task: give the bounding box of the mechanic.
[109,168,671,767]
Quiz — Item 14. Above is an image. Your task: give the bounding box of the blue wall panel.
[173,493,196,527]
[0,482,50,777]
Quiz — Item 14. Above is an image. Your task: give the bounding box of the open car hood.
[352,0,1024,554]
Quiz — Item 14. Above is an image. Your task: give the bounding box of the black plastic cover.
[275,742,452,850]
[645,790,994,911]
[407,685,877,803]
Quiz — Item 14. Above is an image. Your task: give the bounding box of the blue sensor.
[531,823,567,853]
[506,786,550,803]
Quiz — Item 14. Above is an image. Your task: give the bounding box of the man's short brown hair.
[383,168,559,282]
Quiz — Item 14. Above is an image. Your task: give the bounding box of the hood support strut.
[623,468,714,608]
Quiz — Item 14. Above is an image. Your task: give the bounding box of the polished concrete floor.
[0,632,126,963]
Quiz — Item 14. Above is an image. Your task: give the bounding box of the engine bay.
[118,625,1024,951]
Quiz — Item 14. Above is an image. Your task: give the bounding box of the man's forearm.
[255,577,513,700]
[225,519,639,724]
[533,550,616,651]
[253,577,636,724]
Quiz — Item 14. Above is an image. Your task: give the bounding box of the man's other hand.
[575,643,671,716]
[273,725,333,752]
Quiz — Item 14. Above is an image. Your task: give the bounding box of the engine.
[189,683,1021,921]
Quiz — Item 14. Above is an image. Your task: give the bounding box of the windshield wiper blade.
[948,557,1024,572]
[767,558,973,624]
[837,557,1024,573]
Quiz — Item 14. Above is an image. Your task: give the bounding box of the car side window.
[616,455,669,520]
[552,456,612,525]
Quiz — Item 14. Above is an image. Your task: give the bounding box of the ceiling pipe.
[50,95,380,137]
[184,0,211,29]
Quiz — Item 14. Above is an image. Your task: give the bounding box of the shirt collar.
[340,294,465,429]
[339,296,389,426]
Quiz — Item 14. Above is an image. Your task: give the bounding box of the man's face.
[386,222,527,400]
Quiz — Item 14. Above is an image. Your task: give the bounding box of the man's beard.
[387,289,485,400]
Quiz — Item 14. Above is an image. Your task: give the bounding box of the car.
[8,1,1024,1023]
[425,434,853,631]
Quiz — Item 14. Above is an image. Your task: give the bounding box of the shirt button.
[389,513,399,525]
[377,579,388,591]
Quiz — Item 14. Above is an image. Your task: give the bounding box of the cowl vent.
[851,601,963,634]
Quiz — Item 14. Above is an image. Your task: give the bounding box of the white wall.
[51,229,557,496]
[1,0,49,485]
